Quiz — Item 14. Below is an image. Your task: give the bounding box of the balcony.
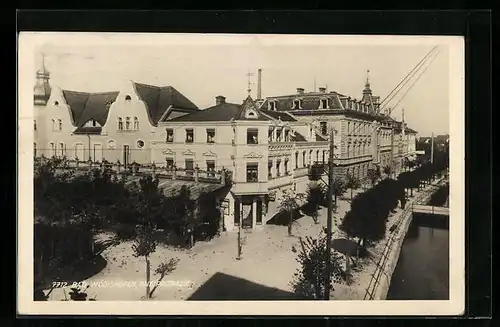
[232,181,268,195]
[269,142,294,152]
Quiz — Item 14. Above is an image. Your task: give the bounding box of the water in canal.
[386,213,449,300]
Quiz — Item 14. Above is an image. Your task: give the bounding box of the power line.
[379,46,438,108]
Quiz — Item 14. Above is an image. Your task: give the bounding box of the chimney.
[297,88,305,94]
[216,96,226,105]
[319,87,326,93]
[257,68,262,100]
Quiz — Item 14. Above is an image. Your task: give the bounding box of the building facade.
[258,76,418,181]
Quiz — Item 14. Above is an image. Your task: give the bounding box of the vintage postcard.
[17,33,465,315]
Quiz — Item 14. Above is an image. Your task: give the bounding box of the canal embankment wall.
[370,179,447,300]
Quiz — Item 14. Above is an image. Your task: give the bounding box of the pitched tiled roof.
[266,93,343,111]
[260,110,297,122]
[405,127,418,134]
[169,97,271,122]
[132,82,199,125]
[291,132,307,142]
[62,90,119,127]
[316,133,328,141]
[73,126,102,135]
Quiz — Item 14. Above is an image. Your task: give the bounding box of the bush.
[114,224,137,241]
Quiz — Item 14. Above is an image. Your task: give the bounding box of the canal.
[386,184,450,300]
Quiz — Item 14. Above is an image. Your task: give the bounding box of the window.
[165,157,174,169]
[246,163,259,182]
[125,95,131,101]
[316,150,320,162]
[284,129,290,142]
[206,160,215,176]
[268,128,274,142]
[34,120,37,131]
[269,101,276,111]
[185,159,194,174]
[59,143,65,157]
[268,160,273,179]
[285,159,289,175]
[276,160,281,177]
[165,129,174,143]
[49,142,56,157]
[133,117,139,130]
[347,122,350,135]
[347,145,350,158]
[320,99,328,109]
[185,129,194,143]
[322,151,326,163]
[51,119,55,131]
[276,129,282,142]
[125,117,131,130]
[117,117,123,130]
[247,129,258,144]
[302,151,306,167]
[206,129,215,143]
[320,122,327,135]
[295,152,299,168]
[292,99,301,109]
[137,140,144,148]
[34,143,37,157]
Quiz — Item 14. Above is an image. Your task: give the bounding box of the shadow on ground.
[266,208,307,226]
[187,272,306,300]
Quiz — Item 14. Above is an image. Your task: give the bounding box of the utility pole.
[430,132,434,164]
[324,127,335,300]
[390,126,395,178]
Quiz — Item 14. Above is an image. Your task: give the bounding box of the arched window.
[302,151,306,167]
[58,119,62,131]
[49,142,56,157]
[133,117,139,130]
[117,117,123,130]
[59,142,65,157]
[295,151,299,169]
[125,117,131,130]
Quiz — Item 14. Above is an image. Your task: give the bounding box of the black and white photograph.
[18,33,464,315]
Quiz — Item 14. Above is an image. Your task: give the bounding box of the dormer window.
[320,99,328,109]
[269,101,277,111]
[85,119,101,127]
[133,117,139,130]
[125,117,131,130]
[292,99,302,110]
[58,119,62,131]
[54,101,59,106]
[117,117,123,130]
[125,95,131,101]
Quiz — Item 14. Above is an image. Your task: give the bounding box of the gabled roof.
[168,96,271,123]
[62,90,119,127]
[132,82,199,125]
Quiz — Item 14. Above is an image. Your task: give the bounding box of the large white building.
[33,60,417,232]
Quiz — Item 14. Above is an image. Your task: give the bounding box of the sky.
[32,34,452,136]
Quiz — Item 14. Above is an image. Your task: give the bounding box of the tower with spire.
[34,53,52,106]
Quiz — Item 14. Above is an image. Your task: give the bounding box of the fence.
[35,157,230,186]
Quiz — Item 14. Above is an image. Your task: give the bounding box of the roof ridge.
[132,81,173,89]
[62,90,119,95]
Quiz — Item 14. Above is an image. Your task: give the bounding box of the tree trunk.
[145,256,151,299]
[350,188,353,200]
[288,212,293,236]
